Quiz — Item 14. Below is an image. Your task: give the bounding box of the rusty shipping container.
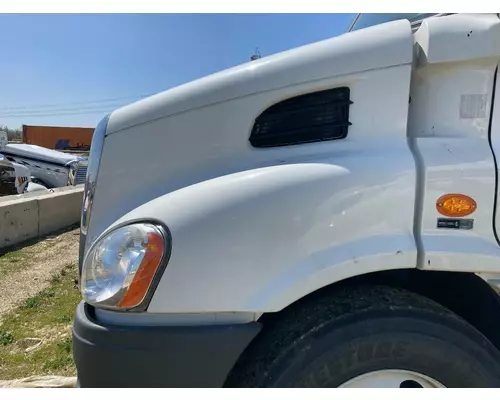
[22,124,94,150]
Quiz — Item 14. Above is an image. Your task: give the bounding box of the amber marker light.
[436,194,477,217]
[118,232,164,308]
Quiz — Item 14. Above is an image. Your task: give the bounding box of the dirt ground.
[0,228,80,318]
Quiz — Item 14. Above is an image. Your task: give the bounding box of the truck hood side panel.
[87,20,415,250]
[84,19,419,313]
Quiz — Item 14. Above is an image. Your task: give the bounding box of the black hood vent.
[250,86,352,148]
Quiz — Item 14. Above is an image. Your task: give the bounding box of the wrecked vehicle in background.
[1,142,88,189]
[0,154,31,196]
[0,154,47,196]
[0,132,44,195]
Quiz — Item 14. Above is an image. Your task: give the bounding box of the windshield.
[349,13,437,32]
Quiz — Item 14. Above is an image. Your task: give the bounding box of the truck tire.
[225,285,500,388]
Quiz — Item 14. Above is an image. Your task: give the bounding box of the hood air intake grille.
[250,87,352,148]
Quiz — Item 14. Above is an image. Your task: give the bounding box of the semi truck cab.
[73,13,500,387]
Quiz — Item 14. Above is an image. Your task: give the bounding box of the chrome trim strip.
[81,114,109,236]
[79,114,110,273]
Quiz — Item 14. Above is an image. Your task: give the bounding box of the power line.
[0,109,116,118]
[0,93,156,111]
[0,102,134,117]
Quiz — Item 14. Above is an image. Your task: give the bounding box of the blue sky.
[0,13,353,129]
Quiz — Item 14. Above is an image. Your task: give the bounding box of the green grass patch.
[0,330,14,346]
[55,315,73,324]
[22,289,56,310]
[0,263,81,380]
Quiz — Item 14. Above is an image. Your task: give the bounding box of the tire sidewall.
[265,309,500,388]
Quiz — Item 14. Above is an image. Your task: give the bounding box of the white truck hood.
[106,19,413,134]
[86,19,415,250]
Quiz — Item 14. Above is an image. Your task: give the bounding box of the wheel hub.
[339,369,446,388]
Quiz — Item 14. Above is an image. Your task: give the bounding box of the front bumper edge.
[72,302,262,388]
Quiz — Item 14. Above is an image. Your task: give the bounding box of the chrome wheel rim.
[339,369,446,388]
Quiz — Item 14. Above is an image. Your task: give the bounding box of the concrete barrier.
[0,197,39,247]
[0,185,83,249]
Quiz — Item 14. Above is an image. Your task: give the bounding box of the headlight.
[81,223,167,310]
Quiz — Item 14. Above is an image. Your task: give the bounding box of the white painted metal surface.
[81,14,500,319]
[11,162,30,194]
[88,19,415,248]
[25,182,48,193]
[339,370,445,388]
[6,155,68,188]
[409,14,500,273]
[490,47,500,247]
[86,20,417,314]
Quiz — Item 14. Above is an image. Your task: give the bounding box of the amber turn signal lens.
[118,232,165,308]
[436,194,477,217]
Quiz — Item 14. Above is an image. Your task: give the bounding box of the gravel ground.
[0,228,80,317]
[0,375,77,388]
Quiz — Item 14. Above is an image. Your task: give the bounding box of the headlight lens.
[81,223,166,310]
